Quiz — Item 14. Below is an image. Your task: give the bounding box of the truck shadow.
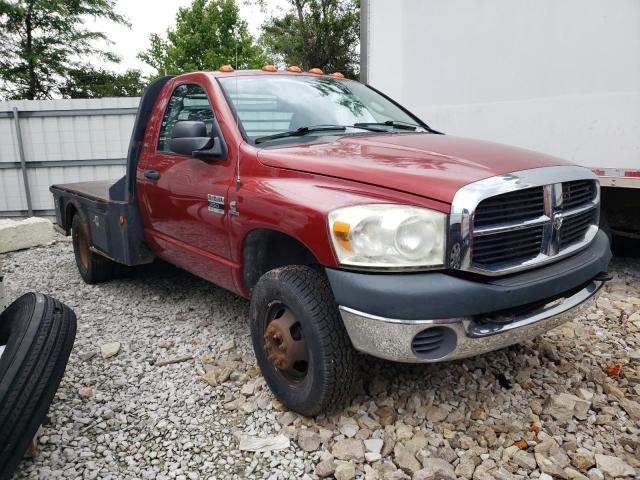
[106,255,636,423]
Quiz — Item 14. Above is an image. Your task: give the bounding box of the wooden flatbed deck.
[50,180,117,202]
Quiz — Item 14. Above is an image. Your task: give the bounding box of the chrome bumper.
[339,280,603,363]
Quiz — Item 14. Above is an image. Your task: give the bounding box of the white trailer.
[361,0,640,236]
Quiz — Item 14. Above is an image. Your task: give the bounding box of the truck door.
[138,81,236,289]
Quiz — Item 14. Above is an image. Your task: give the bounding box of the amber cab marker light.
[309,68,324,75]
[332,72,345,78]
[332,221,352,251]
[219,65,234,72]
[262,64,278,72]
[287,65,303,73]
[118,215,125,226]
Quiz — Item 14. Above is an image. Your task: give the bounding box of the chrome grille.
[561,180,596,210]
[448,166,600,276]
[473,225,544,265]
[560,208,597,249]
[474,187,545,227]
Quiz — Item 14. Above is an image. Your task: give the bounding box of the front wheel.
[250,265,356,416]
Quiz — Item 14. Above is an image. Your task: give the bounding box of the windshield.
[218,75,425,144]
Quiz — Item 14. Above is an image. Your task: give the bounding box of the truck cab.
[50,68,611,415]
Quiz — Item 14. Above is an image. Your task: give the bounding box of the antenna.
[234,27,241,191]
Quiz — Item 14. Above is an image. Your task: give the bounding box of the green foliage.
[0,0,129,99]
[59,68,145,98]
[258,0,360,78]
[138,0,267,77]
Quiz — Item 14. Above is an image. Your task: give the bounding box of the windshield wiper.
[353,120,423,131]
[254,125,347,144]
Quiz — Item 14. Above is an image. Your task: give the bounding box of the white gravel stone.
[238,434,290,452]
[587,468,604,480]
[315,457,336,478]
[594,454,635,478]
[332,439,365,462]
[364,438,383,454]
[365,451,381,462]
[100,342,120,359]
[512,450,536,470]
[296,430,321,452]
[334,461,356,480]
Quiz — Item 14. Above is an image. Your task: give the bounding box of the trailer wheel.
[0,293,77,479]
[250,265,356,416]
[71,214,114,284]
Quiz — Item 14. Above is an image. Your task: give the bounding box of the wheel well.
[243,229,319,292]
[64,202,79,234]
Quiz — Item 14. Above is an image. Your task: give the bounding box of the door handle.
[144,170,160,180]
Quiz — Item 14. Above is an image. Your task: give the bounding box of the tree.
[138,0,267,77]
[0,0,129,100]
[258,0,360,77]
[59,68,145,98]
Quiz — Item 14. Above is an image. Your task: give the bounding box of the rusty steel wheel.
[76,225,90,271]
[250,265,356,416]
[263,303,309,383]
[71,214,114,284]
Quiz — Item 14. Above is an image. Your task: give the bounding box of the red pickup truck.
[51,68,611,415]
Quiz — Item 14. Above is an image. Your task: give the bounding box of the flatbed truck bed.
[50,177,154,267]
[51,180,116,203]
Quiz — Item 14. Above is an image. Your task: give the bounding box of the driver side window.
[157,83,214,152]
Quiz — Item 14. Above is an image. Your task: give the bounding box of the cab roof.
[202,69,350,80]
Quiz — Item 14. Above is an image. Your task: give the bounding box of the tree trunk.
[293,0,311,68]
[25,2,36,100]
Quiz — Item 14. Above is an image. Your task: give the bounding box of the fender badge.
[207,194,224,214]
[229,200,239,216]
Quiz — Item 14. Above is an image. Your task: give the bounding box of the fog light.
[411,326,457,360]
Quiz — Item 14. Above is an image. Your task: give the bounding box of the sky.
[90,0,289,75]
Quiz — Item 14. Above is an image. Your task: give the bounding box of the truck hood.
[257,133,573,204]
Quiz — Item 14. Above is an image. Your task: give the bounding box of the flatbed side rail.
[50,184,154,267]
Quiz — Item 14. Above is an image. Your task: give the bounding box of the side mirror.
[169,121,226,160]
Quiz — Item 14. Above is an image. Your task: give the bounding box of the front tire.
[250,265,356,416]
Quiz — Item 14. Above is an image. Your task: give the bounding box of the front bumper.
[339,280,603,362]
[327,230,610,363]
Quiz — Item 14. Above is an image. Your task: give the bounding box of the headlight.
[328,204,447,270]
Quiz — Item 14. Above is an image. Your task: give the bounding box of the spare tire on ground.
[0,293,77,479]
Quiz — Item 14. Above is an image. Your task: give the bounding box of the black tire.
[0,293,77,479]
[71,213,114,284]
[250,265,356,416]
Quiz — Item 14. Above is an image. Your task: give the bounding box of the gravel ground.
[2,235,639,480]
